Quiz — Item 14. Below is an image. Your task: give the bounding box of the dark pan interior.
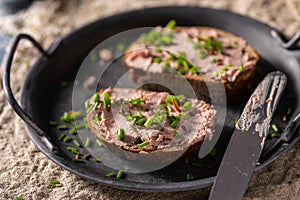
[20,6,300,191]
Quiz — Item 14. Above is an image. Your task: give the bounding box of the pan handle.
[271,30,300,50]
[2,33,55,152]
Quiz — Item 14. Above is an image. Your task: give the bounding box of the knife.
[209,71,287,200]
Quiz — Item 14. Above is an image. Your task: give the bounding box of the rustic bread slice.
[124,24,259,103]
[86,87,217,162]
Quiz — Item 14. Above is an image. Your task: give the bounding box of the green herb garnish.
[57,125,68,130]
[72,158,84,163]
[227,43,237,48]
[272,124,279,132]
[93,93,100,103]
[117,128,125,141]
[73,140,81,147]
[286,107,292,116]
[85,137,91,147]
[58,133,66,141]
[16,197,25,200]
[138,141,150,148]
[186,173,194,181]
[208,147,218,157]
[239,64,244,73]
[182,101,192,111]
[213,71,219,78]
[60,111,81,124]
[49,180,61,186]
[106,172,115,177]
[191,162,202,167]
[103,92,111,108]
[49,120,58,126]
[210,58,217,64]
[116,170,123,179]
[67,147,80,155]
[63,135,72,143]
[128,98,144,110]
[96,139,103,147]
[69,128,77,135]
[144,116,154,128]
[202,36,223,54]
[153,57,162,63]
[166,19,176,30]
[271,133,278,138]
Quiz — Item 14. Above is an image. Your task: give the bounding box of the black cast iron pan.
[3,6,300,192]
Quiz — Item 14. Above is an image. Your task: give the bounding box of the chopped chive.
[178,51,187,59]
[67,147,80,154]
[92,102,99,111]
[58,133,66,141]
[173,130,178,136]
[116,42,126,52]
[170,119,179,128]
[129,124,137,132]
[16,197,25,200]
[117,128,125,141]
[49,120,58,126]
[222,66,229,72]
[153,57,162,63]
[60,111,81,124]
[272,124,279,133]
[182,101,192,111]
[286,107,292,116]
[49,180,61,186]
[116,170,123,179]
[57,125,68,130]
[85,137,91,147]
[234,118,239,124]
[227,43,237,48]
[138,141,150,148]
[271,133,278,138]
[210,58,217,64]
[85,99,91,109]
[60,81,69,87]
[106,172,115,177]
[181,112,187,120]
[212,72,219,79]
[72,158,84,163]
[63,135,72,143]
[75,123,85,130]
[73,140,81,147]
[136,118,146,126]
[191,162,202,167]
[103,92,111,108]
[186,173,194,181]
[239,64,244,73]
[96,139,103,147]
[144,116,154,128]
[69,128,77,135]
[89,51,97,62]
[93,93,100,103]
[93,158,100,162]
[166,19,176,30]
[208,147,218,157]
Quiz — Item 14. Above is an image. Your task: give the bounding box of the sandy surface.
[0,0,300,199]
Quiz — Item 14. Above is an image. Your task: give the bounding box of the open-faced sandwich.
[86,87,217,162]
[124,20,259,103]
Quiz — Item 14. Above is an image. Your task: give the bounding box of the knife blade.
[209,71,287,200]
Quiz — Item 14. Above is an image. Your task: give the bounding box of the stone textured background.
[0,0,300,199]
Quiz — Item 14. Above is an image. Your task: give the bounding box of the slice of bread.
[86,88,217,162]
[124,24,259,104]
